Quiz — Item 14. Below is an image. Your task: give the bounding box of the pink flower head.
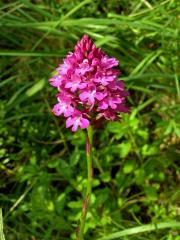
[49,34,129,131]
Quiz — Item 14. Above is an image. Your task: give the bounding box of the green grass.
[0,0,180,239]
[98,222,180,240]
[0,209,6,240]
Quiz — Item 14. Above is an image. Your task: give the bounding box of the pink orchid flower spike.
[49,34,129,132]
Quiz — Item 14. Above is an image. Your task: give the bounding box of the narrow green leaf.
[175,73,180,101]
[0,209,5,240]
[98,222,180,240]
[25,79,45,97]
[0,50,67,57]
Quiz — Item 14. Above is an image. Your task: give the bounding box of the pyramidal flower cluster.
[49,35,129,132]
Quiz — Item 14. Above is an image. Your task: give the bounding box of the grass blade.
[98,222,180,240]
[0,209,5,240]
[0,50,67,57]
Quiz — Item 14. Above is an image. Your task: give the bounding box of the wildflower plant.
[49,35,129,240]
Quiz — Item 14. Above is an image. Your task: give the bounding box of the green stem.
[77,125,93,240]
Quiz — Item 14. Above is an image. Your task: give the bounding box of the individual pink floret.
[101,56,119,69]
[66,111,90,132]
[49,74,62,88]
[52,92,74,117]
[52,102,74,117]
[79,86,105,105]
[99,95,123,110]
[65,74,86,92]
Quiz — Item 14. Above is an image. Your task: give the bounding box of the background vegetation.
[0,0,180,239]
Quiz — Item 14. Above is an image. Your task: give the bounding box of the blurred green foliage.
[0,0,180,239]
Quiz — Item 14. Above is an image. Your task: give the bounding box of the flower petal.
[99,100,108,110]
[80,118,90,129]
[95,92,105,100]
[49,75,61,87]
[66,117,73,128]
[79,91,88,101]
[72,121,79,132]
[64,106,74,117]
[52,103,63,116]
[65,82,72,88]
